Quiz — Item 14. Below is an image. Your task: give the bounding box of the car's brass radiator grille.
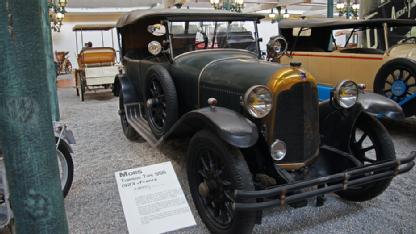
[273,82,320,163]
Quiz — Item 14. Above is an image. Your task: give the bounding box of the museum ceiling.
[66,0,326,10]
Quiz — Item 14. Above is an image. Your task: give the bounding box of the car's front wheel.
[187,130,256,234]
[336,113,395,202]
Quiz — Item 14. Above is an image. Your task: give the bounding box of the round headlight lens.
[270,139,286,161]
[334,80,359,109]
[148,41,162,55]
[244,85,273,118]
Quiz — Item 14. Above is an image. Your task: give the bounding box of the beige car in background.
[268,19,416,117]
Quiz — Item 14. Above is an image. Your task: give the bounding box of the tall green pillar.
[46,28,60,122]
[327,0,334,18]
[0,0,68,233]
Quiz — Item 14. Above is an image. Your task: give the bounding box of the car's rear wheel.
[374,58,416,117]
[336,113,395,202]
[119,91,139,141]
[144,65,178,138]
[187,130,256,234]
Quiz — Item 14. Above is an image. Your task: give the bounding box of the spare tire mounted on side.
[144,65,178,138]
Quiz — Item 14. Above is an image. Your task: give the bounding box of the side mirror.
[258,38,263,43]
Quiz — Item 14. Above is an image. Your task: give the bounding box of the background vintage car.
[73,24,120,102]
[274,19,416,117]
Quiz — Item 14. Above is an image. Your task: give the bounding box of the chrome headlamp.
[334,80,359,109]
[243,85,273,118]
[270,139,286,161]
[266,36,288,59]
[148,41,162,55]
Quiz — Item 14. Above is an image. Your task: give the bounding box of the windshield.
[332,27,386,52]
[388,25,416,46]
[168,20,259,57]
[333,25,416,53]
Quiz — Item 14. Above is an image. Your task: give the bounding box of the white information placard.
[115,162,196,234]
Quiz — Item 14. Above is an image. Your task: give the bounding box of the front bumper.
[234,151,416,211]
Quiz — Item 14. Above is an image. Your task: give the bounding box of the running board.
[124,103,164,148]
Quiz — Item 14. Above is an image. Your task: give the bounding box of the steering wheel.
[400,37,416,44]
[195,32,209,49]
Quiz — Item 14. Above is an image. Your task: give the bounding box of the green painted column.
[46,27,60,122]
[223,0,231,11]
[327,0,334,18]
[0,0,68,233]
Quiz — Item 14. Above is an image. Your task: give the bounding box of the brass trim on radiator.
[276,163,306,170]
[263,67,317,145]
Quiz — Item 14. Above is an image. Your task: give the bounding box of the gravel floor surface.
[59,88,416,234]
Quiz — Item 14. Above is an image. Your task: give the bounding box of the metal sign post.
[0,0,68,233]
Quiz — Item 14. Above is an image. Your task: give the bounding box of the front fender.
[358,93,404,120]
[318,84,405,120]
[165,107,258,148]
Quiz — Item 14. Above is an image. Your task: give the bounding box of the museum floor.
[57,80,416,233]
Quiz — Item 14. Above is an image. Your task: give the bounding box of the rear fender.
[118,73,140,104]
[165,107,258,148]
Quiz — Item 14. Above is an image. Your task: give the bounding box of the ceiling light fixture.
[210,0,244,13]
[336,0,360,19]
[48,0,68,32]
[174,0,187,9]
[269,8,276,19]
[283,8,290,19]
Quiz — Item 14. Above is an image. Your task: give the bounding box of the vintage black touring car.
[113,9,415,233]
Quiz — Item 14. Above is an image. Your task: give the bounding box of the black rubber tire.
[374,58,416,117]
[56,140,74,198]
[75,71,80,96]
[119,91,140,141]
[187,130,256,234]
[80,83,85,102]
[80,76,85,102]
[144,65,178,138]
[336,113,396,202]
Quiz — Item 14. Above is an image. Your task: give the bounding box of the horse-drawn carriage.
[73,24,120,101]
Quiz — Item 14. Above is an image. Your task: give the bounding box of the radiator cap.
[290,61,302,68]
